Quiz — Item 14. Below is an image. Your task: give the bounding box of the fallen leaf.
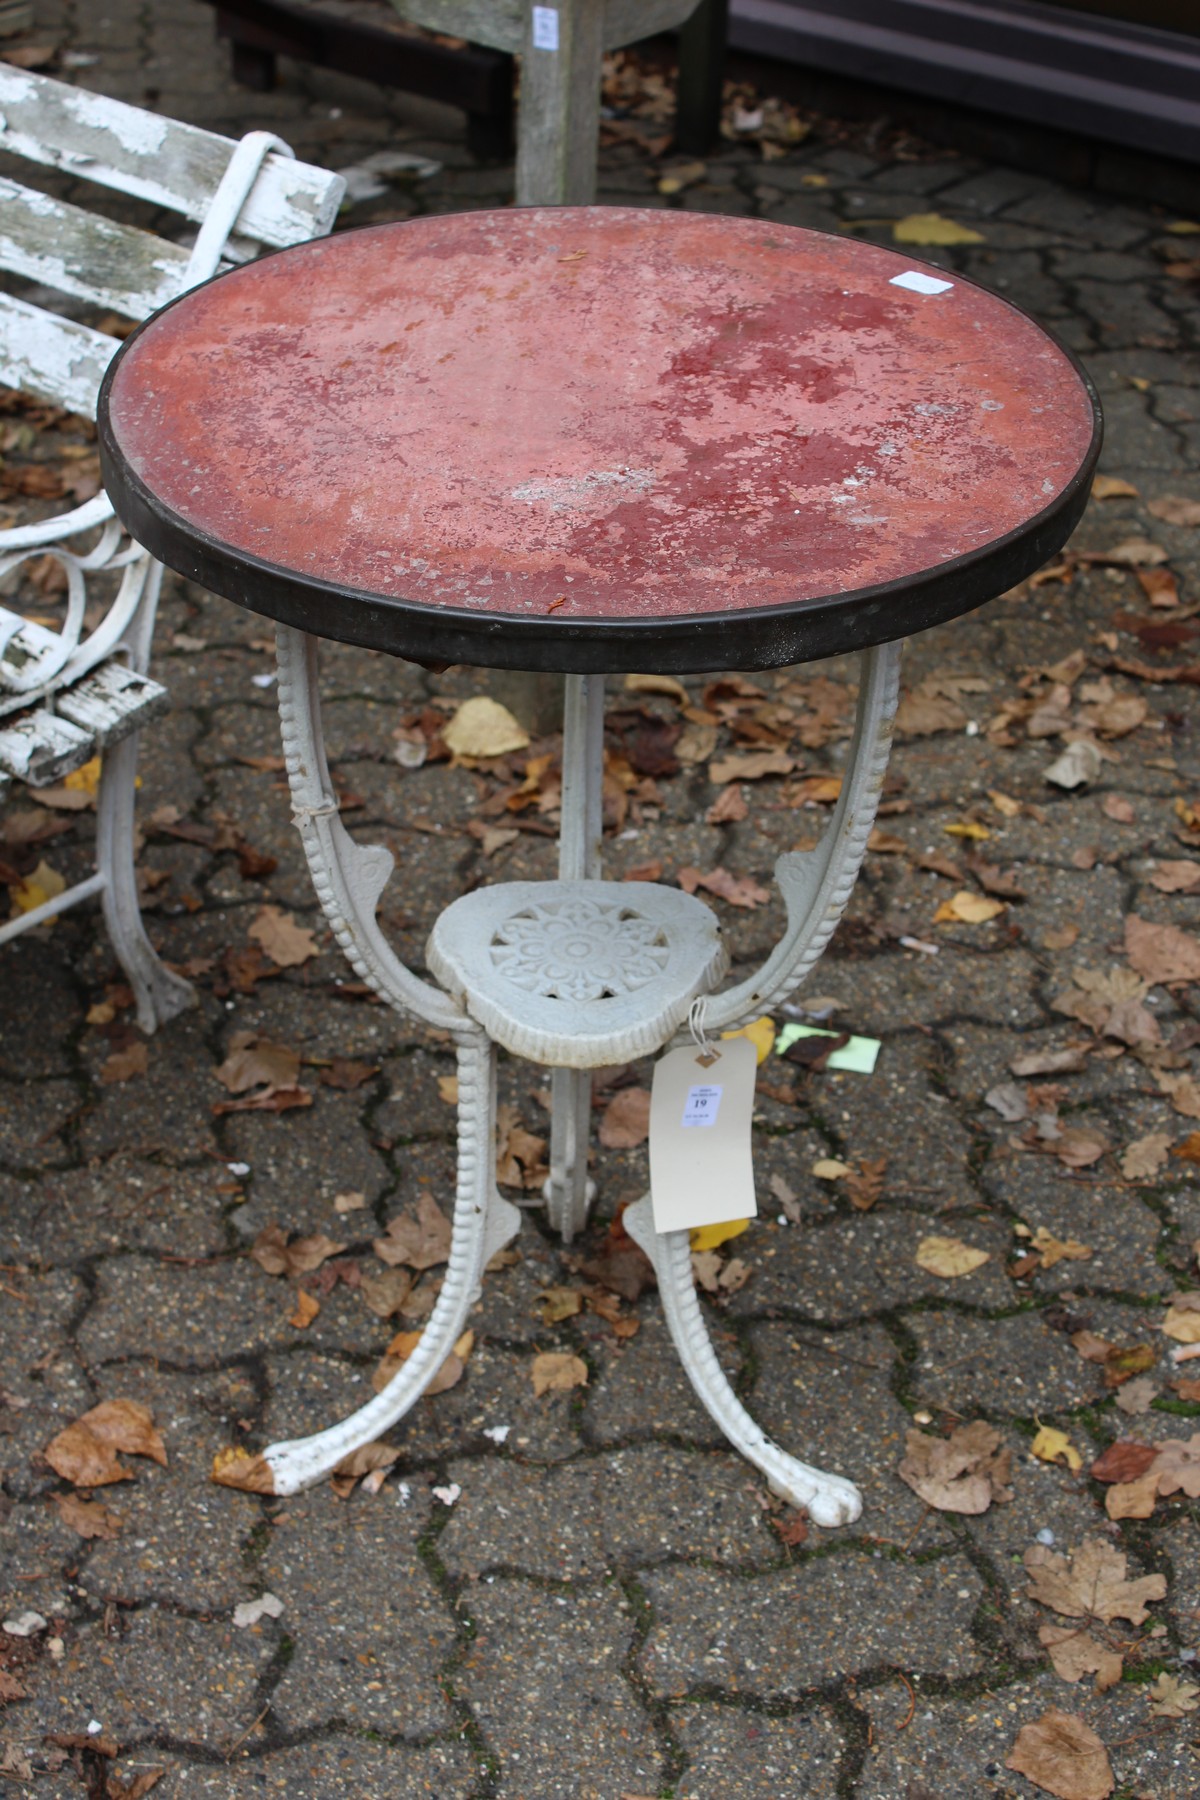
[706,785,748,824]
[373,1193,451,1270]
[1006,1707,1113,1800]
[251,1224,344,1279]
[1174,1132,1200,1163]
[1031,1228,1092,1270]
[1102,1344,1156,1387]
[893,212,984,245]
[100,1040,148,1084]
[358,1266,414,1320]
[1147,1673,1200,1717]
[536,1286,583,1325]
[531,1351,588,1396]
[334,1189,367,1213]
[211,1447,276,1493]
[51,1491,122,1540]
[1024,1536,1166,1625]
[1091,475,1138,500]
[657,158,707,195]
[106,1767,166,1797]
[1113,1376,1158,1415]
[1105,1471,1160,1520]
[329,1439,400,1498]
[1045,740,1103,789]
[722,1015,776,1064]
[443,696,529,759]
[373,1328,471,1395]
[248,905,319,968]
[1038,1624,1123,1693]
[319,1057,378,1091]
[1124,913,1200,984]
[1081,536,1169,566]
[1163,1302,1200,1343]
[288,1289,320,1329]
[214,1031,301,1096]
[1121,1132,1171,1179]
[678,865,771,909]
[895,688,968,735]
[9,857,65,919]
[812,1157,852,1180]
[495,1104,549,1190]
[598,1086,651,1149]
[1149,859,1200,893]
[845,1156,887,1211]
[625,672,687,703]
[934,890,1006,925]
[1149,1430,1200,1497]
[708,749,794,783]
[1031,1426,1082,1472]
[1147,494,1200,527]
[1089,1444,1158,1493]
[915,1235,990,1278]
[1137,567,1180,607]
[1100,794,1134,825]
[689,1218,750,1252]
[1010,1047,1088,1077]
[44,1399,166,1487]
[897,1420,1012,1514]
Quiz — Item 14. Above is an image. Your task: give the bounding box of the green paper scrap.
[776,1023,881,1075]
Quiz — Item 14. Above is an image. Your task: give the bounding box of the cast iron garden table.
[98,206,1100,1518]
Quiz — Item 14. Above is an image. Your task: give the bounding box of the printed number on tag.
[532,5,559,49]
[682,1085,722,1128]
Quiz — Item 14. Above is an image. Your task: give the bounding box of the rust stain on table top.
[107,207,1097,623]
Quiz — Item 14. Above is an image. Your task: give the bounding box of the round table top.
[100,206,1100,673]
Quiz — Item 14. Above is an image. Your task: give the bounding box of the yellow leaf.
[63,755,102,795]
[934,890,1006,925]
[721,1015,776,1064]
[442,696,529,760]
[625,673,687,703]
[1031,1425,1082,1471]
[1031,1227,1093,1269]
[892,212,985,246]
[1129,376,1152,392]
[1166,219,1200,235]
[288,1289,320,1329]
[10,858,65,920]
[988,790,1020,817]
[689,1218,750,1252]
[437,1075,459,1105]
[943,821,992,840]
[915,1235,990,1278]
[812,1158,852,1180]
[1092,474,1138,500]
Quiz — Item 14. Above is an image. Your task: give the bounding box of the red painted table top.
[100,207,1100,671]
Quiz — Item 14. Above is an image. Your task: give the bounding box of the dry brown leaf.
[358,1266,413,1319]
[1104,1472,1160,1520]
[329,1439,400,1499]
[1147,494,1200,527]
[1147,1672,1200,1717]
[1150,859,1200,893]
[1052,1127,1109,1170]
[895,688,968,735]
[44,1399,166,1488]
[106,1767,166,1798]
[100,1040,148,1084]
[211,1447,276,1494]
[915,1235,990,1278]
[288,1289,320,1329]
[1149,1431,1200,1497]
[1163,1301,1200,1343]
[1038,1624,1123,1693]
[1100,793,1135,825]
[51,1490,123,1540]
[531,1351,588,1396]
[708,749,794,783]
[373,1192,451,1270]
[214,1031,303,1099]
[1089,1441,1158,1485]
[1124,912,1200,985]
[443,695,529,759]
[1113,1375,1157,1415]
[1010,1047,1088,1077]
[495,1106,549,1189]
[1006,1708,1113,1800]
[536,1286,584,1324]
[933,889,1005,925]
[598,1086,651,1150]
[248,904,319,968]
[1081,537,1168,567]
[1120,1132,1171,1179]
[373,1328,471,1395]
[1155,1070,1200,1120]
[251,1224,344,1279]
[1023,1537,1166,1625]
[1031,1227,1092,1269]
[1091,475,1138,500]
[897,1420,1012,1514]
[678,865,771,909]
[1137,566,1180,607]
[706,784,749,825]
[625,672,687,703]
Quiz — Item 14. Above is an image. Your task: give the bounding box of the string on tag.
[687,997,720,1068]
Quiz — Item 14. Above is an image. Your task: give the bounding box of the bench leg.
[624,1195,863,1525]
[240,1035,521,1496]
[96,731,195,1034]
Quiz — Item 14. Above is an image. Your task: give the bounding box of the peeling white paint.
[62,85,168,155]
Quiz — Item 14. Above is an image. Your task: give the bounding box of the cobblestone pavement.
[2,2,1200,1796]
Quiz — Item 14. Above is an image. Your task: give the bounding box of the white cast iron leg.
[259,1035,521,1495]
[623,1196,863,1526]
[544,671,605,1241]
[96,730,195,1033]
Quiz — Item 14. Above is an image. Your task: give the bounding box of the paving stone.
[641,1549,983,1698]
[37,1608,274,1750]
[261,1484,456,1734]
[0,1492,87,1627]
[583,1311,729,1451]
[672,1700,846,1799]
[459,1578,664,1799]
[982,1160,1167,1298]
[76,1254,297,1367]
[907,1301,1158,1418]
[0,1074,83,1171]
[171,1735,479,1797]
[438,1444,774,1580]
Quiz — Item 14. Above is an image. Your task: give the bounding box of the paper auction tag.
[649,1034,757,1234]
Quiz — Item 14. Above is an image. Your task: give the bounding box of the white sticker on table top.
[531,5,559,49]
[890,270,954,296]
[682,1084,722,1128]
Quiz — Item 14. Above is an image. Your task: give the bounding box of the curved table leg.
[623,1196,862,1526]
[232,1036,521,1496]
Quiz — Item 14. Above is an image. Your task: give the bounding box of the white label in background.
[682,1084,722,1128]
[531,5,559,49]
[890,270,954,296]
[649,1036,757,1233]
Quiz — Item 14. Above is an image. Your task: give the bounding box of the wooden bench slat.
[0,176,190,318]
[0,294,117,416]
[0,65,344,246]
[55,661,170,745]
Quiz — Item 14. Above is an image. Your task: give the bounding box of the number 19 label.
[681,1084,722,1128]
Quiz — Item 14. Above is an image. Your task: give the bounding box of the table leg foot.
[254,1039,521,1496]
[623,1197,863,1527]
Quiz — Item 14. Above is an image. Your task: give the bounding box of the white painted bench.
[0,66,345,1029]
